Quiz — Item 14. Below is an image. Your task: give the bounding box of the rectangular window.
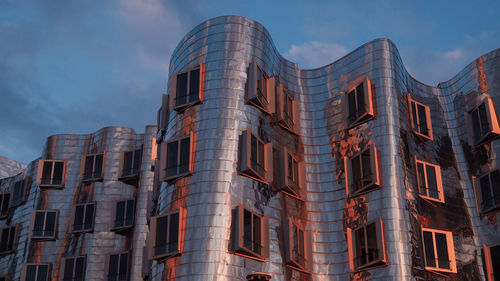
[0,193,10,218]
[112,199,135,231]
[279,148,304,199]
[30,210,58,240]
[169,64,205,112]
[159,132,196,183]
[415,158,444,203]
[72,203,95,233]
[149,208,186,260]
[345,145,380,196]
[61,256,85,281]
[37,160,66,188]
[233,205,268,261]
[10,178,30,208]
[0,225,18,255]
[408,95,433,140]
[21,263,52,281]
[239,129,273,184]
[483,244,500,281]
[467,97,500,146]
[247,60,275,114]
[82,153,105,182]
[157,93,169,138]
[473,169,500,214]
[275,83,300,134]
[342,78,375,128]
[283,219,310,271]
[107,252,128,281]
[119,149,141,182]
[347,218,387,271]
[421,228,456,273]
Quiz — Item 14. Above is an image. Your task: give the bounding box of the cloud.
[284,41,349,69]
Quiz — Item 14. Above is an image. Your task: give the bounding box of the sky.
[1,0,499,164]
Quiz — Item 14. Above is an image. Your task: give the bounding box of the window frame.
[71,202,96,234]
[344,144,381,197]
[279,147,305,200]
[408,94,433,141]
[118,148,142,183]
[0,192,10,219]
[283,218,310,272]
[159,132,196,183]
[20,263,52,281]
[473,169,500,215]
[347,218,388,272]
[156,93,169,141]
[111,198,135,232]
[415,157,444,203]
[421,227,457,273]
[82,152,105,183]
[483,243,500,281]
[149,208,186,261]
[9,177,31,208]
[275,83,300,135]
[169,63,205,112]
[247,60,275,115]
[239,129,273,185]
[59,256,86,281]
[0,224,20,256]
[36,160,67,189]
[105,251,130,281]
[29,210,59,241]
[466,96,500,147]
[232,204,269,261]
[341,77,375,129]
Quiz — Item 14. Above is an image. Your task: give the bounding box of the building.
[1,15,500,281]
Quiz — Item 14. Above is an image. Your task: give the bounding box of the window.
[169,64,205,112]
[0,225,19,255]
[421,228,456,273]
[112,199,135,232]
[279,148,304,199]
[247,60,275,114]
[415,158,444,203]
[344,145,380,196]
[107,252,129,281]
[72,203,95,233]
[82,153,105,182]
[149,208,186,260]
[119,149,141,182]
[408,94,433,140]
[30,210,58,240]
[157,93,169,140]
[347,218,387,271]
[159,132,196,183]
[283,219,310,271]
[61,256,85,281]
[239,129,273,184]
[37,160,66,188]
[10,178,30,208]
[467,97,500,146]
[21,264,52,281]
[232,205,268,261]
[473,170,500,214]
[483,244,500,281]
[342,78,375,128]
[0,193,9,218]
[275,83,299,134]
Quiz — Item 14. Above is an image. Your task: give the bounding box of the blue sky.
[1,0,499,163]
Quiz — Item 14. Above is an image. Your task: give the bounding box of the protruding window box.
[247,60,275,115]
[347,218,388,272]
[274,83,300,135]
[421,228,457,274]
[37,160,66,189]
[415,158,444,203]
[473,169,500,215]
[283,219,311,272]
[482,244,500,281]
[111,199,135,233]
[72,203,95,234]
[239,129,273,185]
[9,177,31,208]
[82,153,105,183]
[232,204,269,261]
[106,252,130,281]
[344,144,381,197]
[149,208,186,261]
[60,256,86,281]
[279,148,305,200]
[0,224,20,256]
[29,210,59,241]
[169,64,205,112]
[159,132,196,183]
[21,263,52,281]
[408,94,433,141]
[118,149,142,184]
[0,193,10,219]
[342,78,375,129]
[466,96,500,147]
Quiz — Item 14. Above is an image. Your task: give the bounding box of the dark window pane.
[351,155,361,192]
[256,67,264,100]
[354,227,366,267]
[45,212,56,236]
[179,138,190,174]
[13,181,23,203]
[119,253,128,276]
[251,135,257,172]
[84,204,94,229]
[361,150,372,187]
[41,162,53,183]
[478,102,490,138]
[74,206,84,231]
[7,227,15,251]
[435,233,450,269]
[423,231,436,268]
[53,162,64,184]
[348,89,357,123]
[168,213,179,253]
[366,223,378,263]
[34,212,45,235]
[108,254,118,276]
[417,104,429,136]
[26,265,37,281]
[94,154,103,178]
[0,194,9,216]
[189,68,200,102]
[133,149,141,171]
[258,140,265,173]
[356,83,365,118]
[490,245,500,281]
[253,214,261,255]
[166,141,178,177]
[36,265,48,281]
[63,258,74,279]
[176,72,188,106]
[74,257,84,279]
[155,216,168,255]
[243,209,252,251]
[0,228,8,252]
[123,152,133,175]
[412,102,419,131]
[426,165,439,199]
[115,201,125,227]
[125,200,134,224]
[84,156,94,178]
[480,175,493,210]
[490,170,500,206]
[417,163,426,196]
[472,108,482,143]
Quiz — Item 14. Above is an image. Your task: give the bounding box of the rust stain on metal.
[331,129,371,185]
[475,56,489,94]
[342,196,368,236]
[487,213,498,231]
[348,270,371,281]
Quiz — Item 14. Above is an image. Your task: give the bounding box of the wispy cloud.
[284,41,349,69]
